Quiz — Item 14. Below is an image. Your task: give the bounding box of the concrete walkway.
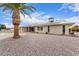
[0,32,79,56]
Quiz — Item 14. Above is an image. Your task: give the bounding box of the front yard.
[0,32,79,56]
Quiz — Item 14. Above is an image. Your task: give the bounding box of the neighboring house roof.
[26,22,75,27]
[68,23,79,29]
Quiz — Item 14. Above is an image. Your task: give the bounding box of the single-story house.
[21,22,75,35]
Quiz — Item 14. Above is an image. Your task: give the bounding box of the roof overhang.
[25,22,75,27]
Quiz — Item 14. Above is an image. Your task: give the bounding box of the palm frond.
[20,4,36,12]
[20,10,32,18]
[0,3,36,18]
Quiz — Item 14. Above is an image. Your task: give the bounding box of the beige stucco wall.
[65,24,72,35]
[35,25,63,34]
[19,27,28,32]
[35,26,48,33]
[49,25,63,34]
[49,24,73,35]
[28,24,74,35]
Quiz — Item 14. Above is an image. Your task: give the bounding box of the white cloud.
[3,16,79,28]
[58,3,79,25]
[5,17,11,20]
[64,16,79,23]
[20,12,51,25]
[3,23,13,28]
[3,11,12,17]
[58,3,70,11]
[58,3,79,12]
[1,12,52,28]
[72,4,79,12]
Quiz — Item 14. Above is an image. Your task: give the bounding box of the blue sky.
[0,3,79,28]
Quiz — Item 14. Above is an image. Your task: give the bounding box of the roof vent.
[48,17,54,22]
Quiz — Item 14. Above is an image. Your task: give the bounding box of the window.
[37,26,43,31]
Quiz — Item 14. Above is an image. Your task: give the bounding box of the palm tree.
[0,3,36,39]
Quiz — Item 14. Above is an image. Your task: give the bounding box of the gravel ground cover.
[0,32,79,56]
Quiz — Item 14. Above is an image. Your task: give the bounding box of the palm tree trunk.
[12,9,20,39]
[13,24,20,39]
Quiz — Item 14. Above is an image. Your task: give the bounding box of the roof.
[26,22,75,27]
[68,23,79,29]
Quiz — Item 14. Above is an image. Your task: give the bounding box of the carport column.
[48,26,50,33]
[62,25,65,35]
